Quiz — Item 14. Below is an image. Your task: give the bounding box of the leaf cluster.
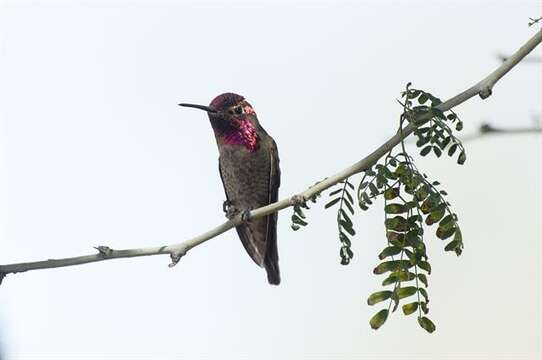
[290,182,322,231]
[367,151,462,333]
[289,84,467,333]
[402,86,466,165]
[325,179,356,265]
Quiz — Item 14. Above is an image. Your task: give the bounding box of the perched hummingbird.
[179,93,281,285]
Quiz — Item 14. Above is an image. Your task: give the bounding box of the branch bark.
[1,29,541,285]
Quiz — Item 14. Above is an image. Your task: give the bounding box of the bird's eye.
[234,106,243,115]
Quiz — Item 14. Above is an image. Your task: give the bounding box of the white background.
[0,0,540,359]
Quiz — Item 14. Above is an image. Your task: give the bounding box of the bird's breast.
[218,143,271,209]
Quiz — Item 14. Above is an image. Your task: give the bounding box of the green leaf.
[329,188,342,197]
[407,214,422,224]
[384,187,400,200]
[431,108,445,119]
[436,225,456,240]
[439,214,455,230]
[291,224,300,231]
[394,286,418,300]
[420,146,432,156]
[382,270,416,286]
[418,316,436,333]
[432,146,442,157]
[367,291,393,305]
[418,93,429,104]
[415,127,431,135]
[425,205,445,225]
[418,261,431,274]
[373,260,412,275]
[339,209,352,226]
[340,245,353,265]
[291,215,308,226]
[420,301,429,314]
[420,198,435,214]
[439,136,451,150]
[415,186,429,201]
[402,302,419,315]
[381,276,397,286]
[418,288,429,302]
[448,143,458,157]
[444,240,459,252]
[370,309,389,330]
[416,136,430,147]
[454,227,463,242]
[394,164,408,176]
[455,121,463,131]
[405,230,419,242]
[339,234,351,249]
[343,199,355,215]
[378,246,402,260]
[447,113,456,121]
[384,203,408,214]
[366,168,376,176]
[407,237,426,255]
[385,216,409,232]
[294,206,306,219]
[344,190,354,204]
[407,89,421,99]
[387,232,405,247]
[417,273,428,287]
[449,228,464,256]
[325,198,341,209]
[457,150,467,165]
[360,192,373,207]
[340,220,356,236]
[376,174,387,189]
[369,183,379,196]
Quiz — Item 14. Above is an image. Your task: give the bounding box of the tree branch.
[460,123,542,142]
[1,29,541,285]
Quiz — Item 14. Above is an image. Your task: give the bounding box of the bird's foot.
[240,209,251,222]
[223,200,251,222]
[225,205,239,220]
[223,200,233,214]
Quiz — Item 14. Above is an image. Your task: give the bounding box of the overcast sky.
[0,0,540,359]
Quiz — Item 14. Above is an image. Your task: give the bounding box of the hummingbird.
[179,93,281,285]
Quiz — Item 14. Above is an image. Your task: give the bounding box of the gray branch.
[460,123,542,142]
[1,29,542,285]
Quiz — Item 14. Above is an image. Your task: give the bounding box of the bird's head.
[179,92,259,151]
[179,92,257,131]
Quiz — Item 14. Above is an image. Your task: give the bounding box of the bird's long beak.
[178,103,217,114]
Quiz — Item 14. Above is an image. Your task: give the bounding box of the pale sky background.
[0,0,540,359]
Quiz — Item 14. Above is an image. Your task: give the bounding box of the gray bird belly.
[219,145,270,209]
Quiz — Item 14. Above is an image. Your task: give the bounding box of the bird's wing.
[263,138,281,284]
[218,159,231,203]
[219,157,266,266]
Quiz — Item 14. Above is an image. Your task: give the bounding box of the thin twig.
[529,16,542,27]
[460,123,542,142]
[1,29,541,285]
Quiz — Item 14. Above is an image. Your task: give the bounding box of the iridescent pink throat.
[222,119,258,152]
